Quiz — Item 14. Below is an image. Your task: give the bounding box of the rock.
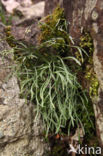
[11,22,39,45]
[0,76,48,156]
[0,25,11,86]
[0,25,48,156]
[33,0,45,4]
[1,0,45,20]
[45,0,63,15]
[1,0,32,13]
[1,0,19,14]
[17,0,32,7]
[16,1,45,19]
[10,1,45,46]
[63,0,103,148]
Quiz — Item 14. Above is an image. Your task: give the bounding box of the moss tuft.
[85,71,99,97]
[78,31,99,97]
[38,6,71,57]
[80,32,93,55]
[38,6,65,42]
[5,26,16,48]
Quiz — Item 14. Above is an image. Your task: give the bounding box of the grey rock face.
[0,25,48,156]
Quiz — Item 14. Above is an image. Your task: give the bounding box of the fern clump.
[15,51,89,135]
[4,7,94,137]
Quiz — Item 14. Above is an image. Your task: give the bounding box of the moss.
[78,31,99,97]
[38,6,65,42]
[5,26,16,48]
[80,32,93,55]
[38,6,71,57]
[85,71,99,97]
[75,31,99,145]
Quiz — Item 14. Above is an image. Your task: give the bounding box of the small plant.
[4,7,94,137]
[15,50,90,136]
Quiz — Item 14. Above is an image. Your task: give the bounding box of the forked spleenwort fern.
[3,7,94,137]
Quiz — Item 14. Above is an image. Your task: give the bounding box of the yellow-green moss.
[85,70,99,97]
[38,6,69,45]
[78,31,99,97]
[80,32,93,55]
[5,26,16,47]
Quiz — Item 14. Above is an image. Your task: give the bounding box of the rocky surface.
[1,0,45,22]
[45,0,103,149]
[64,0,103,148]
[10,1,45,46]
[11,22,39,45]
[17,1,45,19]
[0,25,48,156]
[45,0,63,15]
[1,0,32,13]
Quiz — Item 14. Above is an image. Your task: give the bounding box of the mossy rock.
[77,31,99,97]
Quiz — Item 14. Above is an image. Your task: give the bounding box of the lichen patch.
[92,10,99,21]
[84,0,97,20]
[92,23,98,33]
